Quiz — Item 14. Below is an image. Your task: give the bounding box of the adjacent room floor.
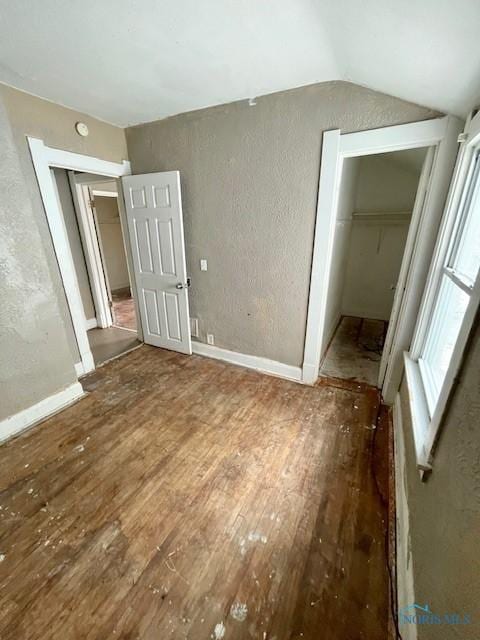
[0,347,389,640]
[87,326,140,366]
[320,316,387,387]
[112,288,137,331]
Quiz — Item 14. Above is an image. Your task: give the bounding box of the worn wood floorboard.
[0,346,388,639]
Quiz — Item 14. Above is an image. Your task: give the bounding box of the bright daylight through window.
[406,117,480,471]
[419,152,480,413]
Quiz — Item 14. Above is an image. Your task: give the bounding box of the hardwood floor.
[0,346,389,640]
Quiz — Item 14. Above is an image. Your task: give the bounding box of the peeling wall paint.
[126,81,438,366]
[0,84,127,421]
[399,315,480,640]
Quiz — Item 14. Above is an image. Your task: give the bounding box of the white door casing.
[122,171,192,354]
[303,116,462,401]
[68,173,113,329]
[377,147,435,386]
[28,136,131,377]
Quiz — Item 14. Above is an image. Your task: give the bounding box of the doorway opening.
[302,116,462,402]
[319,148,427,386]
[52,169,140,368]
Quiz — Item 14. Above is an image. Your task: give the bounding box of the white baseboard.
[301,362,318,385]
[111,283,131,293]
[85,317,97,330]
[191,342,302,382]
[341,309,390,322]
[74,361,85,377]
[393,393,418,640]
[0,382,85,444]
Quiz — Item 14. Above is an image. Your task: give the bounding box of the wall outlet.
[200,259,208,271]
[190,317,199,338]
[206,333,214,345]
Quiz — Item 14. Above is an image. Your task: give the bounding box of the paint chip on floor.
[247,531,267,544]
[212,621,225,639]
[230,602,248,621]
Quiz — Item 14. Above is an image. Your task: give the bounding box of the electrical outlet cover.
[190,317,199,338]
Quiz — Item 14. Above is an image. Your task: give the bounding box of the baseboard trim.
[301,362,318,385]
[74,362,85,377]
[0,382,85,445]
[341,309,390,322]
[393,393,418,640]
[85,317,97,330]
[111,283,131,293]
[191,342,302,382]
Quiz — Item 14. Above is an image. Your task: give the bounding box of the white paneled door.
[122,172,192,354]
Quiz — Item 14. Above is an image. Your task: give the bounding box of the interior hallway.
[112,288,137,332]
[320,316,388,387]
[87,326,140,366]
[0,347,389,640]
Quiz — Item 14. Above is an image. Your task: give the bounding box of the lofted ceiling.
[0,0,479,127]
[370,148,428,176]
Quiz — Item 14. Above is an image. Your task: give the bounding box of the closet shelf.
[352,210,411,221]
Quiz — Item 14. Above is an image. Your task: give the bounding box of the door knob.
[176,278,191,290]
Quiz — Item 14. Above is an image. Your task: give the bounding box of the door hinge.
[457,132,469,143]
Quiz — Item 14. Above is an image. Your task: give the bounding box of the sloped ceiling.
[376,148,428,176]
[0,0,479,127]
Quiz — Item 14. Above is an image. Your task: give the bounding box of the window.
[405,112,480,471]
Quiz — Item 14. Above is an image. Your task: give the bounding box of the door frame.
[302,116,463,402]
[90,194,114,312]
[27,136,132,377]
[68,174,115,329]
[377,146,435,386]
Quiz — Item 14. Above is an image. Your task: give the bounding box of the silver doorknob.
[176,278,191,290]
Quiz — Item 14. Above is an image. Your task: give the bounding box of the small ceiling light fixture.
[75,122,89,137]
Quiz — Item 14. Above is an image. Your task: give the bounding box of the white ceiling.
[0,0,479,127]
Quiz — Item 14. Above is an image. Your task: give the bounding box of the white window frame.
[405,110,480,471]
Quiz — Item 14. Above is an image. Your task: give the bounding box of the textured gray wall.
[126,81,437,366]
[0,84,127,420]
[0,98,78,419]
[399,315,480,639]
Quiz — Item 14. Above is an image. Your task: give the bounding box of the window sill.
[403,352,433,472]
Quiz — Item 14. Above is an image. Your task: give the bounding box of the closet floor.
[320,316,387,387]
